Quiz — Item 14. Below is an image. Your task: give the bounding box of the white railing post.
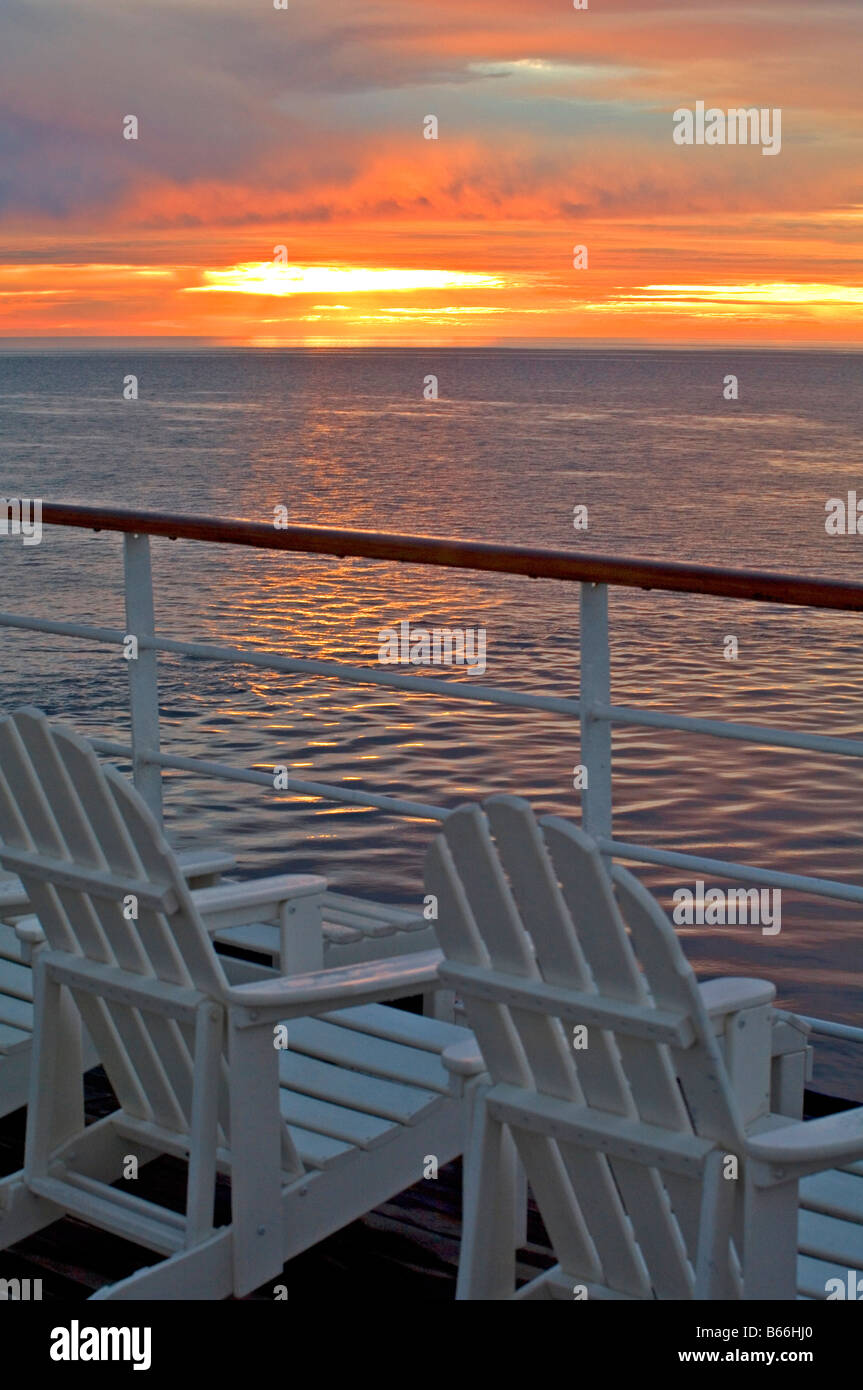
[579,581,612,849]
[123,532,163,824]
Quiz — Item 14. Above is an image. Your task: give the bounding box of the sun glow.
[189,263,506,297]
[639,283,863,305]
[587,282,863,312]
[582,281,863,323]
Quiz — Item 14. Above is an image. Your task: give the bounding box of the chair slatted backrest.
[426,795,745,1299]
[0,708,232,1140]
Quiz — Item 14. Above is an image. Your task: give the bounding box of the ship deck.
[2,506,863,1301]
[1,1065,861,1301]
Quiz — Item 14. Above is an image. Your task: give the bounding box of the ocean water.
[1,347,862,1095]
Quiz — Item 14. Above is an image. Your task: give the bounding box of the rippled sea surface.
[1,348,862,1094]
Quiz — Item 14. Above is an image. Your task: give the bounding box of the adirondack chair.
[426,796,863,1300]
[0,847,241,1119]
[0,709,481,1299]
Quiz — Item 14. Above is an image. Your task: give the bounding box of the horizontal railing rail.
[3,500,863,1047]
[37,502,863,609]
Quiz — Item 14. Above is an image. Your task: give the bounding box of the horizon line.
[0,336,861,353]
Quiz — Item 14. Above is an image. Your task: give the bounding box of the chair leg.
[742,1169,799,1300]
[457,1088,518,1300]
[279,896,323,975]
[185,1003,223,1246]
[513,1154,528,1249]
[54,984,84,1142]
[426,988,456,1023]
[694,1149,736,1298]
[25,969,82,1182]
[228,1015,285,1297]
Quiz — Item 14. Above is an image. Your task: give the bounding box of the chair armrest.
[195,874,327,974]
[768,1010,813,1117]
[13,914,45,963]
[0,879,29,917]
[192,874,325,933]
[698,982,812,1121]
[747,1105,863,1175]
[1,854,250,932]
[441,1038,485,1078]
[698,977,776,1020]
[13,914,44,944]
[11,875,329,970]
[697,978,776,1126]
[227,948,444,1023]
[174,848,236,889]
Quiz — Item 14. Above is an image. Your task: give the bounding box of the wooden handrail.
[39,502,863,612]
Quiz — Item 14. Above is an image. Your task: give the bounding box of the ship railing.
[2,501,863,1047]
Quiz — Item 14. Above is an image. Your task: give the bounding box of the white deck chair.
[0,847,243,1119]
[426,795,863,1300]
[0,709,481,1299]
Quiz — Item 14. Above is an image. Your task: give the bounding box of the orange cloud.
[0,0,859,344]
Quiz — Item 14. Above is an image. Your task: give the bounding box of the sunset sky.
[1,0,861,346]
